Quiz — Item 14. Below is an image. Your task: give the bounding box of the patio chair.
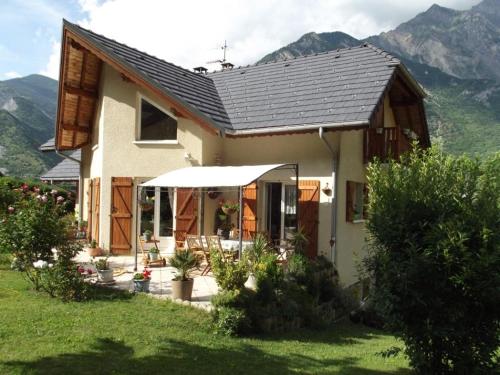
[205,235,236,262]
[138,236,167,267]
[173,230,187,252]
[274,238,294,266]
[199,236,212,276]
[185,234,206,267]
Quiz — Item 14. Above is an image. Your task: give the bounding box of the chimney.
[221,62,234,71]
[193,66,208,74]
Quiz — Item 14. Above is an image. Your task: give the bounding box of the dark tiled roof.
[209,44,399,131]
[39,138,55,151]
[41,150,80,181]
[66,21,407,134]
[66,21,232,130]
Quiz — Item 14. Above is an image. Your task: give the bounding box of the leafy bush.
[0,191,89,301]
[365,147,500,374]
[212,306,250,336]
[210,249,248,290]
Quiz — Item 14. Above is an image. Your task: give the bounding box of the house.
[52,20,429,286]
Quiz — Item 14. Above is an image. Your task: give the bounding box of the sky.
[0,0,482,81]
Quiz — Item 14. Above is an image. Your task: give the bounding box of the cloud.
[4,71,21,79]
[42,0,482,76]
[39,40,61,79]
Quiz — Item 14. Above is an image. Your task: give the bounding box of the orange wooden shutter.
[87,179,93,241]
[298,180,320,258]
[346,181,354,222]
[93,177,100,244]
[242,183,258,240]
[110,177,133,254]
[175,188,198,237]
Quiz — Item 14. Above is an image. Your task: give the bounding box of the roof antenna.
[207,40,234,70]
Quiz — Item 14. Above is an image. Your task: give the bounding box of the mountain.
[0,74,59,176]
[257,0,500,156]
[367,1,500,81]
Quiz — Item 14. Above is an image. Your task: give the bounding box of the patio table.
[220,239,253,252]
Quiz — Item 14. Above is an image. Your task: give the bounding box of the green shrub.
[365,147,500,374]
[210,249,248,291]
[212,306,250,336]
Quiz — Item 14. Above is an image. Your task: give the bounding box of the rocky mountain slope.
[259,0,500,156]
[0,75,59,176]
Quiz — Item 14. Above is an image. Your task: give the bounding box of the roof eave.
[62,20,228,137]
[225,120,369,137]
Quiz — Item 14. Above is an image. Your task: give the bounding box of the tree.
[364,147,499,374]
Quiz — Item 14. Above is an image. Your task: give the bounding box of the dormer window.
[139,98,177,141]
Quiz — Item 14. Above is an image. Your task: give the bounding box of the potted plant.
[140,195,154,212]
[133,268,152,292]
[169,250,199,301]
[143,229,153,242]
[87,239,101,257]
[207,187,220,200]
[219,200,239,215]
[290,228,309,255]
[149,246,159,261]
[94,257,113,283]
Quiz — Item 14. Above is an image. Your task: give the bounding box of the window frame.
[135,93,179,144]
[346,180,368,223]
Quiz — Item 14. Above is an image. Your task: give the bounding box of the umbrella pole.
[238,185,243,259]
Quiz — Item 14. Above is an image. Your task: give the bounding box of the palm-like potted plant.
[94,257,113,283]
[290,228,309,255]
[169,250,199,301]
[133,268,152,293]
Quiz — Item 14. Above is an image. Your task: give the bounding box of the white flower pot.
[97,269,114,283]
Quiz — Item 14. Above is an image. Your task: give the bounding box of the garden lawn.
[0,267,410,375]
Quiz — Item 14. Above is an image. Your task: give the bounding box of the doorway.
[265,182,297,241]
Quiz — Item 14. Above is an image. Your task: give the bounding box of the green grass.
[0,266,410,375]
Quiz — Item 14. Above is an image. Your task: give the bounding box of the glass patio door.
[139,187,174,251]
[265,183,297,241]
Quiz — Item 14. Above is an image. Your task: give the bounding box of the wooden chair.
[185,234,206,270]
[205,235,236,262]
[138,236,166,267]
[174,230,186,252]
[274,238,294,266]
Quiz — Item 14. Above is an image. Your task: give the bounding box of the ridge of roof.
[208,43,401,74]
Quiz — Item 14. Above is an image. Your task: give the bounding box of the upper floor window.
[139,98,177,141]
[346,181,368,222]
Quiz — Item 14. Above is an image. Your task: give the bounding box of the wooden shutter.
[298,180,320,258]
[242,183,258,240]
[93,178,100,244]
[346,181,354,222]
[110,177,133,254]
[86,179,93,241]
[175,188,198,238]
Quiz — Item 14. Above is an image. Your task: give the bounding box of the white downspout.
[318,127,340,266]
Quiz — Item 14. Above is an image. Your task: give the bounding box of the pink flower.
[77,266,85,274]
[41,195,48,203]
[56,196,65,203]
[21,184,29,192]
[50,189,58,196]
[86,269,93,275]
[7,206,14,214]
[33,187,40,193]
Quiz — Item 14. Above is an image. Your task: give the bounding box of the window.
[139,186,174,238]
[139,98,177,141]
[346,181,367,222]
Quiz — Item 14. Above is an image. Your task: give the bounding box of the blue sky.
[0,0,481,81]
[0,0,84,79]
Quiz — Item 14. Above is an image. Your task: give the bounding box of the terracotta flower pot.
[171,279,194,301]
[88,247,102,257]
[222,207,236,215]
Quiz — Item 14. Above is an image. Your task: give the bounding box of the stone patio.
[74,251,219,311]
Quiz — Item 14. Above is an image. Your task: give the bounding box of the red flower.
[21,184,29,192]
[86,269,93,275]
[77,266,85,274]
[142,269,152,280]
